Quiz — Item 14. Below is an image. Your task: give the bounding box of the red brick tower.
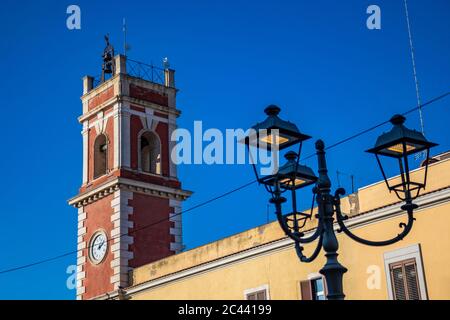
[69,55,191,300]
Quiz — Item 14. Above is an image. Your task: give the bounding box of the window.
[246,290,267,300]
[93,134,108,178]
[389,259,421,300]
[312,277,326,300]
[300,277,327,300]
[384,244,427,300]
[140,131,161,175]
[244,285,269,300]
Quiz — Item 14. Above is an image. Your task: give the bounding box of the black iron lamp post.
[243,107,437,300]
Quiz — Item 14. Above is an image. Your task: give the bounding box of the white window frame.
[308,272,326,300]
[243,284,270,300]
[383,243,428,300]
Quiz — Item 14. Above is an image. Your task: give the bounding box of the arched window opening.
[141,131,161,175]
[94,134,108,179]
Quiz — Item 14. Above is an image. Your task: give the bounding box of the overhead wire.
[0,91,448,275]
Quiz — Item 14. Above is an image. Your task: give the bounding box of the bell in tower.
[101,35,115,82]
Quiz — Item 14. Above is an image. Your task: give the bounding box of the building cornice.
[121,96,181,117]
[81,75,119,101]
[68,177,193,208]
[78,96,118,123]
[78,73,181,124]
[95,185,450,300]
[78,95,181,124]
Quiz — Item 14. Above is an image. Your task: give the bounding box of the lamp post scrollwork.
[243,107,437,300]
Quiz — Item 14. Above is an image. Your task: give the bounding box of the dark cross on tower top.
[101,34,115,82]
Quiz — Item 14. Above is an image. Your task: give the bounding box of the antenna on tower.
[404,0,426,160]
[122,18,131,56]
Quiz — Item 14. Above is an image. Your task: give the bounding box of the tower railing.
[126,58,165,85]
[93,77,102,88]
[91,58,167,88]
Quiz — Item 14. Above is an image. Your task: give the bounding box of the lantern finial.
[264,105,281,116]
[284,151,297,161]
[390,114,406,125]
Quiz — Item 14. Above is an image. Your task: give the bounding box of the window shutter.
[246,290,267,300]
[256,290,267,300]
[391,265,407,300]
[404,261,420,300]
[390,259,421,300]
[246,293,257,300]
[300,280,313,300]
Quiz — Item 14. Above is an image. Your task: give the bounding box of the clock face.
[89,231,108,264]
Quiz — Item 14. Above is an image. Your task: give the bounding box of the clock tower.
[68,53,191,300]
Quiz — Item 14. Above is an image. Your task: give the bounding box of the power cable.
[0,91,448,275]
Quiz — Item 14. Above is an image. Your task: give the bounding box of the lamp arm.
[335,198,416,247]
[276,211,323,244]
[294,234,323,263]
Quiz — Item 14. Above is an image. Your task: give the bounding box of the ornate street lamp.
[242,105,312,186]
[244,105,311,151]
[264,151,318,190]
[366,114,438,203]
[243,106,437,300]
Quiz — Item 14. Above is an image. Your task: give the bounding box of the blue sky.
[0,0,449,299]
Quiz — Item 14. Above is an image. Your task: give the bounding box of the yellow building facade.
[99,152,450,300]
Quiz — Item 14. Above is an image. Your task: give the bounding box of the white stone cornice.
[81,75,118,101]
[78,97,118,123]
[122,106,172,125]
[68,177,192,208]
[78,95,180,124]
[118,177,192,200]
[121,96,181,117]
